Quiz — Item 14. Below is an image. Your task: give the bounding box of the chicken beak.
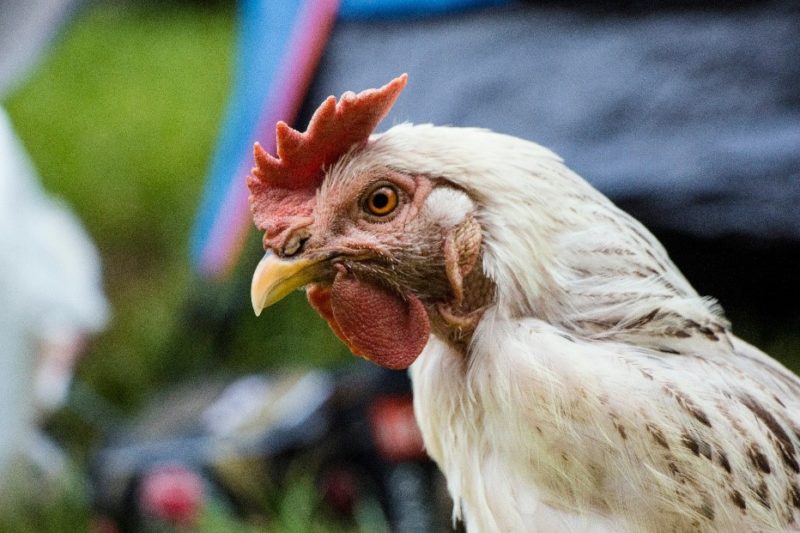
[251,252,327,316]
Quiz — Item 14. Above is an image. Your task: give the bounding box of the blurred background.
[0,0,798,531]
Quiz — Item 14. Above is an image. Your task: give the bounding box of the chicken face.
[252,163,484,369]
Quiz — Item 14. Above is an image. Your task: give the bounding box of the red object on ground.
[139,464,205,526]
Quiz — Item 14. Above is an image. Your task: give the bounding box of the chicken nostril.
[282,230,310,257]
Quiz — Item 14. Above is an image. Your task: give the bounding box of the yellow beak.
[250,253,327,316]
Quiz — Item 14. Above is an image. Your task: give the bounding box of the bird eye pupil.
[372,193,388,209]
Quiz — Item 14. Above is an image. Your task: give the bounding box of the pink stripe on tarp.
[200,0,340,278]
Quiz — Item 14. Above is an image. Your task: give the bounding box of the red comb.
[248,74,407,235]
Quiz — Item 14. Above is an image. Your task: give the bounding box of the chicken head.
[249,75,487,369]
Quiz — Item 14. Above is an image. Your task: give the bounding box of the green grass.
[0,466,92,533]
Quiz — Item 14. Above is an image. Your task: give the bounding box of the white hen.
[249,75,800,532]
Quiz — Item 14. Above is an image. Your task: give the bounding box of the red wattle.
[307,271,430,370]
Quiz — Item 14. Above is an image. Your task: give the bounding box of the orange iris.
[366,186,398,216]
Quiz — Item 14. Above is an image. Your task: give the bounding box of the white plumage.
[248,76,800,531]
[337,123,800,532]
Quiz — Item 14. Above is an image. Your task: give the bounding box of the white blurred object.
[0,106,109,478]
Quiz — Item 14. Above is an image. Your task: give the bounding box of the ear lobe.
[443,215,483,307]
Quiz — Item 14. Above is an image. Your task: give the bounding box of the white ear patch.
[422,187,475,228]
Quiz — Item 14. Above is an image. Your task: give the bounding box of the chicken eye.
[365,186,398,216]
